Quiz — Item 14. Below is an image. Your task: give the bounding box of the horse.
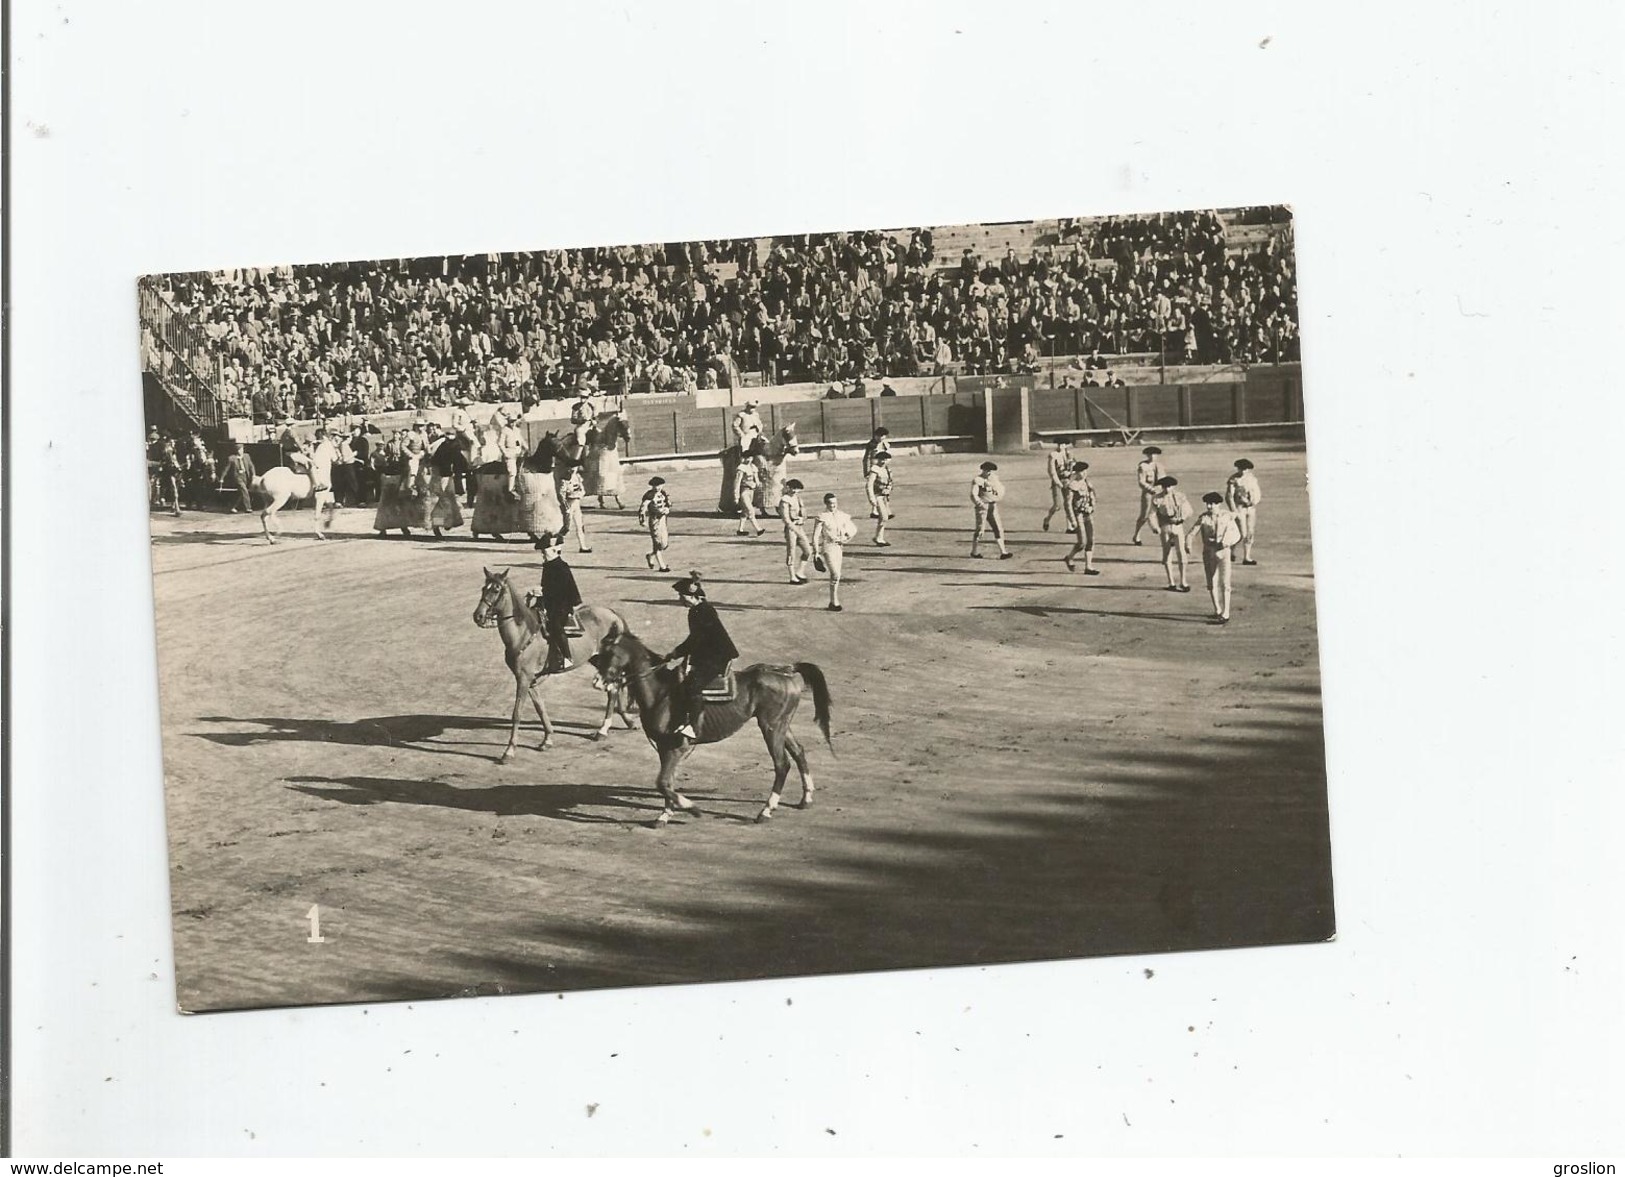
[718,422,799,514]
[753,422,800,514]
[372,470,464,538]
[469,431,569,543]
[472,567,635,760]
[181,437,217,509]
[253,465,335,543]
[579,412,632,508]
[589,628,834,825]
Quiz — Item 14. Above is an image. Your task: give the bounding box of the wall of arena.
[615,365,1303,459]
[244,364,1301,469]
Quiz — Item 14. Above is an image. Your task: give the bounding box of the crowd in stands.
[143,210,1298,423]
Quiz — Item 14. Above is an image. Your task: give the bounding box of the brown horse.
[472,568,635,760]
[589,628,833,825]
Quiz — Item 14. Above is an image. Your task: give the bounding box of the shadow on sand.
[195,713,608,759]
[337,684,1334,1001]
[969,604,1213,623]
[283,774,704,826]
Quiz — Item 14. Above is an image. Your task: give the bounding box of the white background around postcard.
[7,0,1622,1157]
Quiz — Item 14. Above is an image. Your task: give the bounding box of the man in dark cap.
[637,476,673,571]
[529,532,584,672]
[1063,460,1100,574]
[865,452,895,546]
[1189,491,1242,623]
[1224,457,1263,565]
[349,423,373,504]
[221,440,258,514]
[661,572,740,742]
[970,461,1012,559]
[778,478,813,585]
[1150,475,1193,592]
[1131,445,1166,545]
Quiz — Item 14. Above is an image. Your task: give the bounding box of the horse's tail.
[794,663,834,755]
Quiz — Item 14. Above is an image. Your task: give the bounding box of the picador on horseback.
[662,572,739,743]
[528,532,584,673]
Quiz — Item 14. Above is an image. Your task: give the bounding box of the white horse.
[253,466,335,544]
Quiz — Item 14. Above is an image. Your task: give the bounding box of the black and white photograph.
[140,207,1330,1013]
[9,0,1622,1160]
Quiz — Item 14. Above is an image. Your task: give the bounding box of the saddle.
[699,665,737,703]
[521,595,586,641]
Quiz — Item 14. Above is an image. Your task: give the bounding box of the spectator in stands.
[146,210,1297,420]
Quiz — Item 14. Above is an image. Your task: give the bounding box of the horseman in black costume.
[661,571,739,743]
[528,532,584,673]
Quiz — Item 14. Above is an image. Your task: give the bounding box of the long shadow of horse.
[969,604,1212,624]
[150,529,273,546]
[605,574,768,588]
[196,713,603,758]
[619,597,841,613]
[942,580,1157,592]
[284,775,751,826]
[862,564,1019,578]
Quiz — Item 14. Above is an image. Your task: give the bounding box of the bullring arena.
[151,433,1332,1013]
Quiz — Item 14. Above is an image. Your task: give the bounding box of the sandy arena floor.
[149,439,1333,1012]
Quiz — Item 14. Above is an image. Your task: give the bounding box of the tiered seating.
[149,206,1297,423]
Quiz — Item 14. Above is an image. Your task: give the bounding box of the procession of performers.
[157,392,1266,636]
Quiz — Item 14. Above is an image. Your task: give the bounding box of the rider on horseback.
[569,385,598,449]
[495,408,526,499]
[662,572,739,743]
[528,532,583,673]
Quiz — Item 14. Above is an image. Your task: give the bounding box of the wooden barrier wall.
[242,370,1299,472]
[621,391,987,459]
[1026,371,1302,436]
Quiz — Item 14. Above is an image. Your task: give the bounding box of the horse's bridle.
[593,640,668,690]
[473,580,513,629]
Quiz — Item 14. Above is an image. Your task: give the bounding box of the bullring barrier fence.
[240,364,1301,471]
[619,367,1302,461]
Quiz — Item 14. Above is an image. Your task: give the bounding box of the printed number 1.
[305,904,327,943]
